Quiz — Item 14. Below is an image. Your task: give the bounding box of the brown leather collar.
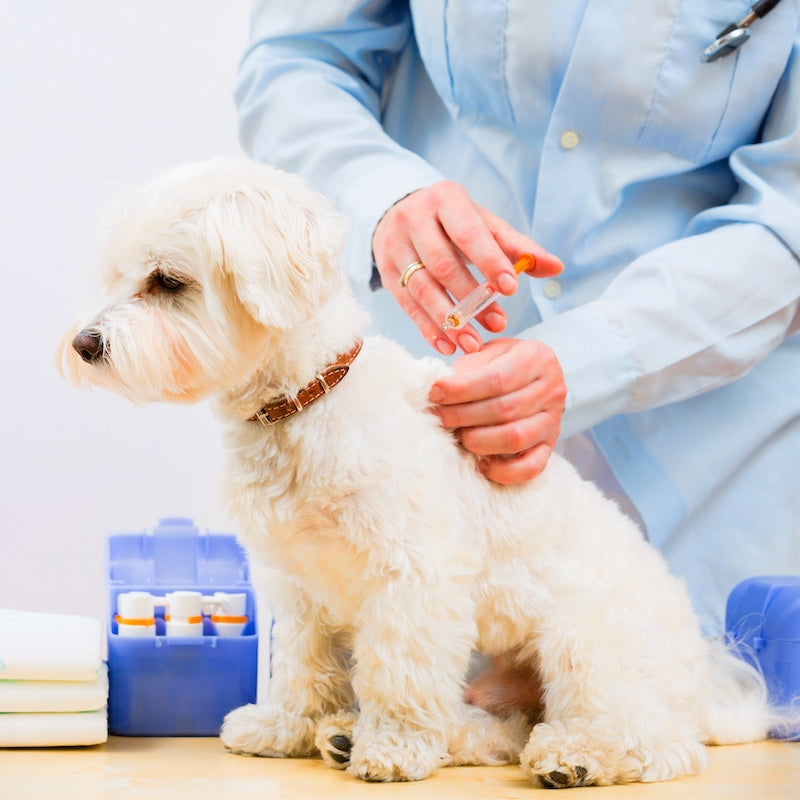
[248,340,363,426]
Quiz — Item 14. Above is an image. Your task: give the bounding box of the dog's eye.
[154,272,185,292]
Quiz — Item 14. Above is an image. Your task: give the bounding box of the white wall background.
[0,1,253,618]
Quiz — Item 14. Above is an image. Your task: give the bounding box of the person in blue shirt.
[235,1,800,638]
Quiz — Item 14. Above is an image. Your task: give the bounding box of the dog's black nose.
[72,328,106,363]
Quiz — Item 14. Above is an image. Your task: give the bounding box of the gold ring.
[400,260,426,288]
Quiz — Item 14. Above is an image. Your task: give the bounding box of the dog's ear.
[206,171,347,329]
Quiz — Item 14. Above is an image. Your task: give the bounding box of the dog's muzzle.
[72,327,106,364]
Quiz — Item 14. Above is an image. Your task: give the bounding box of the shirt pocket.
[638,0,797,164]
[433,0,516,127]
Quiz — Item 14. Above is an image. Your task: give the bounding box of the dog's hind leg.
[448,705,531,766]
[521,718,707,787]
[221,582,354,758]
[518,598,708,787]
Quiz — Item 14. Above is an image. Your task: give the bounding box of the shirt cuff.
[335,153,445,288]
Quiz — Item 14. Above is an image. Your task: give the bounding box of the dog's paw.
[220,703,316,758]
[537,764,592,789]
[449,706,530,766]
[348,729,449,782]
[520,721,602,788]
[521,719,707,787]
[315,711,357,770]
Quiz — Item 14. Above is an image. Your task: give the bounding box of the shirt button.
[543,279,562,299]
[559,130,580,150]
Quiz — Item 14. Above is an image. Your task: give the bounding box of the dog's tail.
[704,638,800,744]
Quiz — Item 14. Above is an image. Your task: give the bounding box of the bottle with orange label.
[115,591,156,637]
[205,592,249,637]
[164,591,204,637]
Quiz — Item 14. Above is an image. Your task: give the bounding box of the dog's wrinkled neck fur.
[217,285,370,423]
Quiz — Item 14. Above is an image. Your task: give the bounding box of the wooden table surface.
[1,736,798,799]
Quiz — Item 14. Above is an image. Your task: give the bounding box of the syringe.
[440,254,536,332]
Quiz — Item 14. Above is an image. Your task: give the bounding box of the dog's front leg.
[346,578,477,782]
[220,579,353,758]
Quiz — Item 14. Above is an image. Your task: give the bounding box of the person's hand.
[429,338,566,484]
[372,181,563,355]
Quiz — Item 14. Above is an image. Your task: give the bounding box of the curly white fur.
[61,158,776,787]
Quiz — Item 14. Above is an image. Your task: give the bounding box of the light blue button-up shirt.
[236,0,800,634]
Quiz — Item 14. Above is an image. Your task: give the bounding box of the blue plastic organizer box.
[726,575,800,740]
[106,517,258,736]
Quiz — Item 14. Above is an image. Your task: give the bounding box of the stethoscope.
[703,0,784,61]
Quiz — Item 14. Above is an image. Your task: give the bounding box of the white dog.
[61,158,776,787]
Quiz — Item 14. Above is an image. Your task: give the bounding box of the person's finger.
[373,182,564,352]
[437,193,516,286]
[477,443,553,484]
[428,339,566,484]
[477,205,565,283]
[435,375,559,431]
[439,198,564,295]
[373,186,488,352]
[379,246,456,354]
[430,339,543,406]
[458,407,560,456]
[395,186,486,292]
[394,185,511,350]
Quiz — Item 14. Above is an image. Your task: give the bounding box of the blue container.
[725,575,800,740]
[107,517,258,736]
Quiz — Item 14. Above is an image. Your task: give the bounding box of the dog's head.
[60,158,347,404]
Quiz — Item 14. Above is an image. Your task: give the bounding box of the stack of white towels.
[0,608,108,746]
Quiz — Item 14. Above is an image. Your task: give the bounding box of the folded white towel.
[0,709,107,747]
[0,666,108,712]
[0,608,103,681]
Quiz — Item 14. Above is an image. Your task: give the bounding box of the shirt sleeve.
[532,225,800,438]
[235,0,444,286]
[530,34,800,438]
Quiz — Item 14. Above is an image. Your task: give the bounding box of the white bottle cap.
[165,591,203,637]
[117,591,155,619]
[216,592,247,616]
[208,592,248,636]
[165,590,202,619]
[116,591,156,636]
